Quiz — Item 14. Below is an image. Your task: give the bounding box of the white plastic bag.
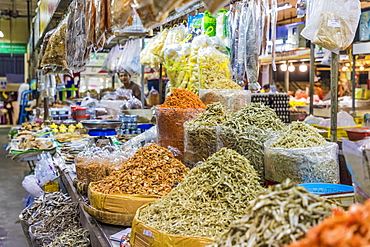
[318,110,357,127]
[301,0,361,53]
[22,175,43,197]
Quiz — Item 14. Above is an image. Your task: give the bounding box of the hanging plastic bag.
[300,0,361,54]
[107,0,133,34]
[203,11,216,37]
[125,39,142,75]
[41,17,72,75]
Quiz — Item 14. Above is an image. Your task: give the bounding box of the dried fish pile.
[220,103,284,179]
[20,192,72,227]
[29,201,80,246]
[138,148,264,238]
[46,228,90,247]
[184,103,227,167]
[90,143,189,196]
[269,122,327,149]
[211,179,336,247]
[265,122,339,183]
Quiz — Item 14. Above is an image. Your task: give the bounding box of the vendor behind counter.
[118,70,142,101]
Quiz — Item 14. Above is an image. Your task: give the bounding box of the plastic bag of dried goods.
[301,0,361,53]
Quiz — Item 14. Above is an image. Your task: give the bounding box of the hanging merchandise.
[66,0,89,73]
[41,17,72,76]
[140,35,162,68]
[94,0,108,51]
[271,0,277,71]
[150,29,169,63]
[134,0,184,29]
[103,45,125,76]
[229,3,243,83]
[86,0,97,50]
[245,0,262,91]
[234,2,247,85]
[107,0,133,37]
[117,39,142,75]
[203,11,216,37]
[215,9,229,47]
[38,28,56,70]
[161,25,186,56]
[301,0,361,53]
[188,13,204,39]
[296,0,307,18]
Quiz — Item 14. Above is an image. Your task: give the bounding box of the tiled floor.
[0,128,29,247]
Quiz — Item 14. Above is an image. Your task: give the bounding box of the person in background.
[118,70,142,100]
[313,82,323,100]
[14,79,30,125]
[261,84,271,93]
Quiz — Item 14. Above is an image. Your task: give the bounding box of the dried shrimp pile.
[90,143,189,196]
[138,148,264,238]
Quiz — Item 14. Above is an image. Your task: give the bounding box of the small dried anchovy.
[139,148,264,238]
[211,179,337,247]
[265,122,339,183]
[220,103,283,180]
[184,103,227,168]
[46,227,90,247]
[21,192,72,226]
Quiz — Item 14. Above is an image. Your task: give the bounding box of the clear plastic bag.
[41,17,71,75]
[86,0,97,49]
[156,107,204,161]
[22,175,43,197]
[108,0,133,33]
[140,34,161,68]
[199,89,251,113]
[117,39,142,75]
[38,28,56,70]
[265,139,339,183]
[198,46,232,90]
[94,0,108,51]
[29,221,62,247]
[301,0,361,53]
[148,87,160,106]
[116,88,133,100]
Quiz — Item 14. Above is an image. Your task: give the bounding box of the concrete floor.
[0,128,30,247]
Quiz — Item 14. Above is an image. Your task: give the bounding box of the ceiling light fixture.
[288,62,295,72]
[360,66,365,71]
[280,63,287,72]
[342,66,348,72]
[299,62,307,72]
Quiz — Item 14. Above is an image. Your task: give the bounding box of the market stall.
[10,0,370,246]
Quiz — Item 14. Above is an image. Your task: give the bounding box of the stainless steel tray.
[80,120,122,130]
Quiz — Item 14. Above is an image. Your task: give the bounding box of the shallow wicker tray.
[83,203,135,226]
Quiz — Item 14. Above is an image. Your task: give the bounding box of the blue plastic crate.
[298,183,354,195]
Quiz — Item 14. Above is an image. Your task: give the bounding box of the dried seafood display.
[138,148,264,238]
[211,179,336,247]
[184,102,227,167]
[265,122,339,183]
[55,132,87,143]
[21,122,42,131]
[17,137,54,150]
[90,143,189,196]
[46,227,90,247]
[220,103,284,179]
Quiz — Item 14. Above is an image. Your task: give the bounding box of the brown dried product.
[86,0,96,47]
[90,143,189,196]
[41,22,68,70]
[108,0,133,33]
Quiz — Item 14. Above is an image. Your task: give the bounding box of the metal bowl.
[80,120,122,130]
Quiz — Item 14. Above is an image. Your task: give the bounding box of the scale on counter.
[80,120,122,137]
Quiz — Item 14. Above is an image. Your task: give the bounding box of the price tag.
[328,19,341,28]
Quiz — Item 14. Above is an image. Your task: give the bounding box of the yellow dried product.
[161,26,186,56]
[151,29,168,60]
[89,143,189,196]
[207,79,242,90]
[140,35,161,68]
[198,46,232,90]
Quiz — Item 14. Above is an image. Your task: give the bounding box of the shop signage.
[39,0,58,36]
[0,43,27,54]
[260,48,310,64]
[87,53,108,67]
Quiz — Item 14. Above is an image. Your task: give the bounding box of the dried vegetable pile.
[184,102,227,167]
[211,180,336,247]
[265,122,339,184]
[220,103,284,179]
[287,199,370,247]
[138,148,264,238]
[156,89,205,160]
[46,228,90,247]
[90,143,189,196]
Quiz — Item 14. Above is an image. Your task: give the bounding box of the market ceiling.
[1,0,370,22]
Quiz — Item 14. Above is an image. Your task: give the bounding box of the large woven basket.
[83,203,135,226]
